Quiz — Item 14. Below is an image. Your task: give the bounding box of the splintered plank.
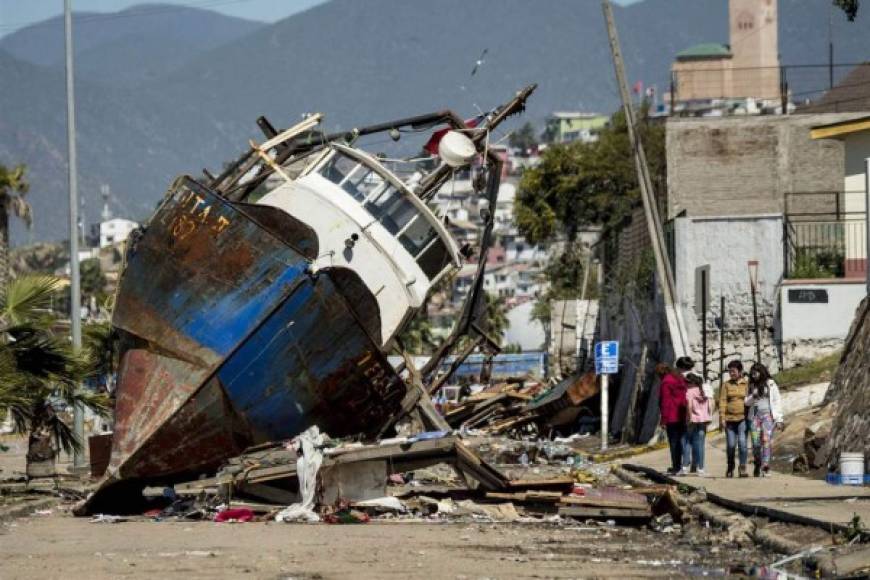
[454,441,510,491]
[507,477,576,491]
[485,491,563,503]
[561,487,649,509]
[559,505,651,520]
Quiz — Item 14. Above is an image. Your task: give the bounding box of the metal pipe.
[65,0,85,469]
[701,268,708,381]
[751,282,762,365]
[600,374,609,452]
[780,67,789,115]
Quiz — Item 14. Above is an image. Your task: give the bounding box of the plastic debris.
[89,514,128,524]
[214,508,254,523]
[275,426,324,523]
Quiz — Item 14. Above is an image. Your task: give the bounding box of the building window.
[737,12,754,30]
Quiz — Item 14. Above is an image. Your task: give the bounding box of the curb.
[622,463,854,535]
[0,497,60,522]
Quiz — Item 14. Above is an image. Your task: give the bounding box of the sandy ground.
[0,507,781,580]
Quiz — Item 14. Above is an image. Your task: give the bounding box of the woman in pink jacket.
[683,373,712,476]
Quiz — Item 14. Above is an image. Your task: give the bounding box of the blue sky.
[0,0,641,37]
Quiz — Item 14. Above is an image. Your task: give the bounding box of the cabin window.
[319,152,370,201]
[416,237,452,280]
[364,184,418,235]
[319,148,454,280]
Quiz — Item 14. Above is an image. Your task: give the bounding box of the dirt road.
[0,508,777,579]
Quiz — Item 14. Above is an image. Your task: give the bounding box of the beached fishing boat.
[83,86,535,511]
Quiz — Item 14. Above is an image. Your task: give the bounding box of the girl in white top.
[745,363,783,477]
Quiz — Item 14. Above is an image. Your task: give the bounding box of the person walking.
[657,358,691,475]
[684,373,712,475]
[719,360,750,478]
[746,363,784,477]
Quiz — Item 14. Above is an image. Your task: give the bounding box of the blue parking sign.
[594,341,619,374]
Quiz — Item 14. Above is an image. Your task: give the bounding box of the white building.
[100,218,139,248]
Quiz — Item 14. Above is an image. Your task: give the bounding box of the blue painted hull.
[104,177,406,487]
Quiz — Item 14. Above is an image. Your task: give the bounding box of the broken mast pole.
[601,0,689,358]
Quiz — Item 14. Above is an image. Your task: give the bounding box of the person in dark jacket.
[657,358,692,475]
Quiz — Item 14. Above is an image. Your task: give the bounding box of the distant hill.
[0,4,264,85]
[0,0,868,243]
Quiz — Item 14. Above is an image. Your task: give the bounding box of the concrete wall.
[666,113,866,220]
[673,214,784,372]
[779,280,865,365]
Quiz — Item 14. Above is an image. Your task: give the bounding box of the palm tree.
[483,293,509,346]
[0,276,109,475]
[0,164,33,289]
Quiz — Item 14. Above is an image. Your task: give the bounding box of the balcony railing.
[784,217,867,279]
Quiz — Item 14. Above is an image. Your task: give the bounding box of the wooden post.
[602,0,689,358]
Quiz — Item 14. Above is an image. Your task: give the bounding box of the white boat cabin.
[257,144,461,347]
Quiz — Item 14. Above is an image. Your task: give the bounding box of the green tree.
[835,0,859,20]
[0,276,109,470]
[0,164,33,289]
[509,122,538,155]
[397,313,437,355]
[80,258,108,304]
[515,107,665,246]
[482,293,508,345]
[515,106,664,303]
[84,321,117,380]
[502,342,522,354]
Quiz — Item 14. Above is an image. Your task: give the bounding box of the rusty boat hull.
[83,177,406,512]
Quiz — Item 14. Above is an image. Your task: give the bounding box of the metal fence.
[784,217,867,279]
[668,63,864,114]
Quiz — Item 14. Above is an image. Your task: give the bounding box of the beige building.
[672,0,780,103]
[810,116,870,279]
[665,113,864,220]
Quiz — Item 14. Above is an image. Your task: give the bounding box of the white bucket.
[840,452,865,485]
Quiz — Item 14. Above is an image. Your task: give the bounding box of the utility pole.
[828,6,834,90]
[602,0,689,358]
[65,0,85,469]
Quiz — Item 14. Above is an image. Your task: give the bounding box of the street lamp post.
[748,260,762,365]
[64,0,85,469]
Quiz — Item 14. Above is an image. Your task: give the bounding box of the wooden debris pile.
[443,372,599,435]
[162,432,658,524]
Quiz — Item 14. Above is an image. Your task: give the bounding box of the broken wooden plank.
[559,496,648,509]
[559,505,651,520]
[454,441,510,491]
[507,477,575,491]
[485,491,563,504]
